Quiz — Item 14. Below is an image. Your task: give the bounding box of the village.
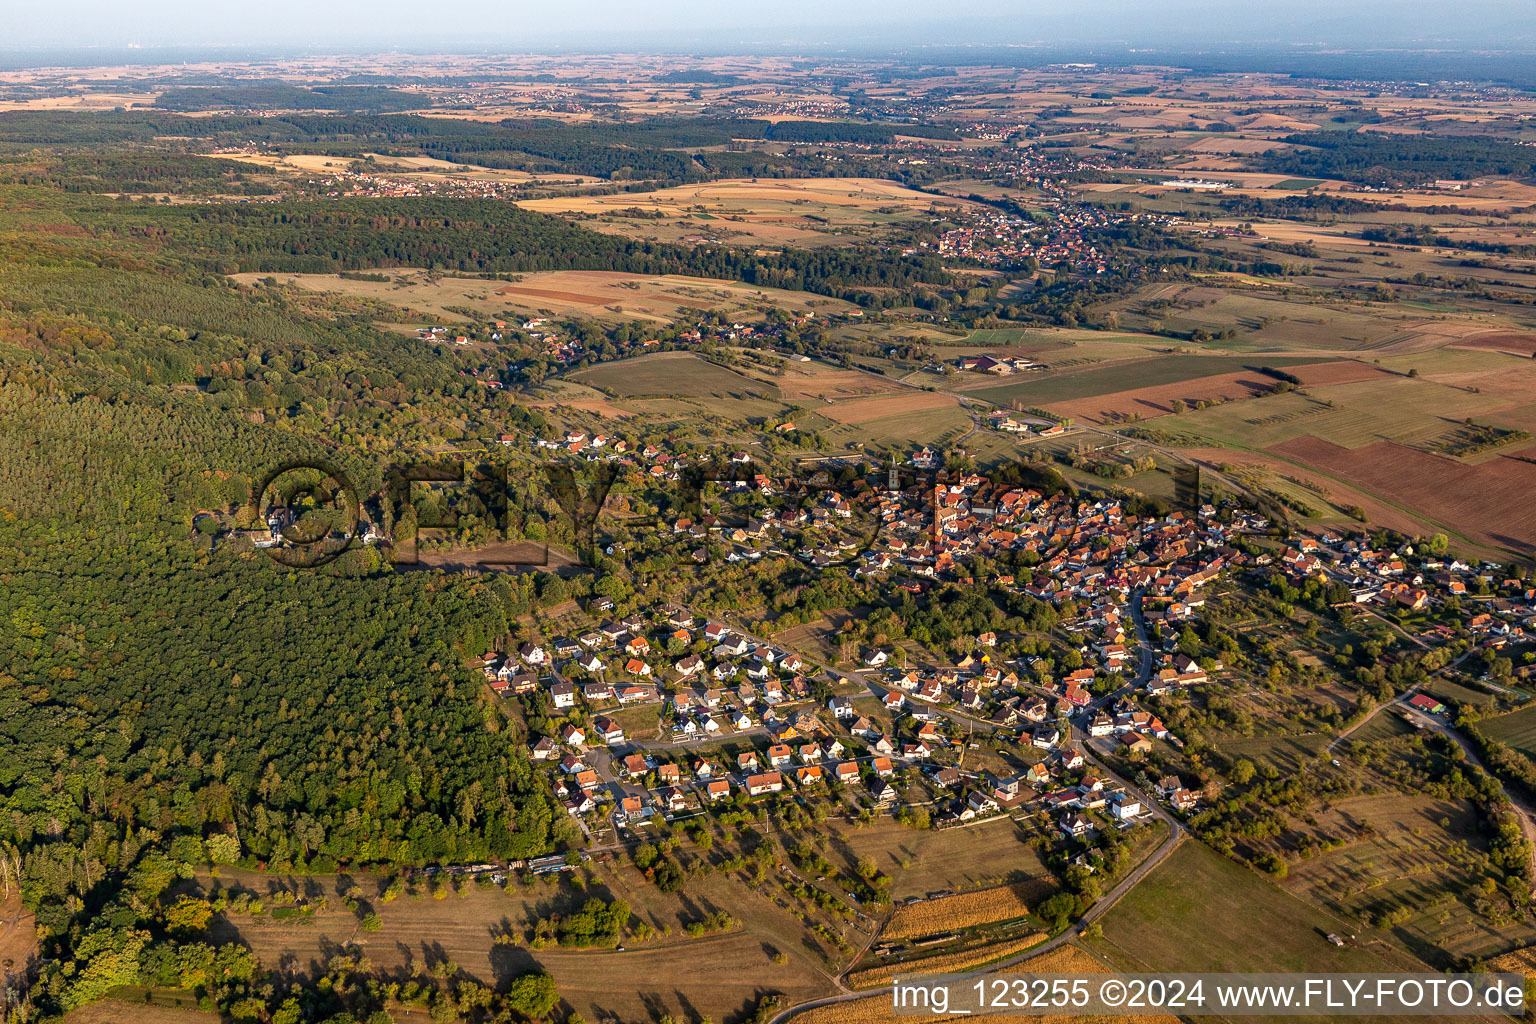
[468,440,1532,874]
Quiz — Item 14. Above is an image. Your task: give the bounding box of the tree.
[1036,892,1076,932]
[507,970,561,1020]
[163,895,214,936]
[206,833,241,864]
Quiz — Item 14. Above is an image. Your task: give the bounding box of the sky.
[5,0,1535,53]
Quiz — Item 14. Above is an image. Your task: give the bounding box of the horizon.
[6,0,1536,57]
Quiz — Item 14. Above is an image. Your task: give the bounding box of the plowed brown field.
[1268,436,1536,552]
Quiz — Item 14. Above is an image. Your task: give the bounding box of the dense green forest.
[0,172,600,1021]
[1262,130,1536,184]
[155,84,428,113]
[0,111,957,180]
[0,186,949,302]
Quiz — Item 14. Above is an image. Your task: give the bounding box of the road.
[1398,701,1536,882]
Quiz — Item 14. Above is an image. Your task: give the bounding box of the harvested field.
[790,945,1177,1024]
[519,177,978,247]
[1286,360,1397,386]
[776,364,904,402]
[236,269,849,325]
[1268,436,1536,553]
[1045,370,1280,424]
[882,883,1033,940]
[819,391,958,424]
[962,354,1323,408]
[845,933,1047,989]
[495,284,616,305]
[1175,447,1428,536]
[1452,331,1536,358]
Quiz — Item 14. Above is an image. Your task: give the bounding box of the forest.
[1263,130,1536,184]
[155,84,428,113]
[0,111,956,181]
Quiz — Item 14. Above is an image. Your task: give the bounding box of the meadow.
[518,177,979,247]
[1479,705,1536,760]
[1090,840,1423,974]
[234,269,850,325]
[570,352,777,399]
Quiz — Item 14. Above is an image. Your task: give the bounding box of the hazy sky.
[6,0,1535,53]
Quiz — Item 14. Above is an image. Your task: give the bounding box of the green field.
[1421,676,1503,710]
[820,403,974,454]
[1111,287,1431,352]
[570,352,778,398]
[963,353,1324,407]
[1217,733,1331,772]
[1158,374,1513,451]
[1272,178,1327,189]
[1479,704,1536,758]
[1092,840,1423,974]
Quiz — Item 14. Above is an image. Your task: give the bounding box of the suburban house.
[746,771,784,796]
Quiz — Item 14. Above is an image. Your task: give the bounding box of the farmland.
[518,178,981,247]
[959,353,1326,409]
[881,883,1035,939]
[1480,706,1536,761]
[235,268,851,325]
[1090,840,1424,974]
[570,352,776,399]
[843,933,1047,989]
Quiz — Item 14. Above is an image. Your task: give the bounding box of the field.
[199,861,839,1024]
[518,177,979,247]
[818,404,975,455]
[1266,790,1536,965]
[881,883,1035,940]
[772,359,907,401]
[1479,705,1536,760]
[1267,437,1536,553]
[1044,368,1293,424]
[1090,839,1423,975]
[959,353,1325,409]
[817,391,959,425]
[570,352,776,399]
[831,817,1054,901]
[233,269,850,325]
[1453,331,1536,358]
[844,933,1047,989]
